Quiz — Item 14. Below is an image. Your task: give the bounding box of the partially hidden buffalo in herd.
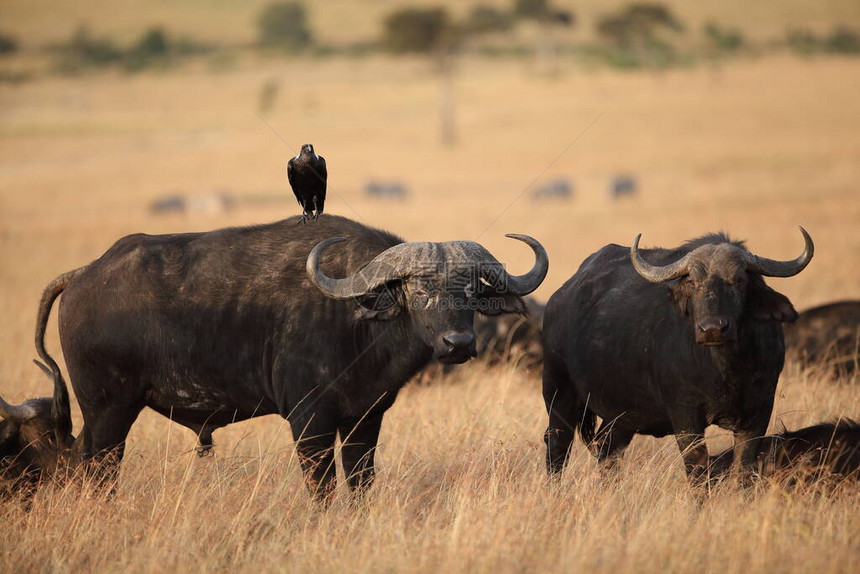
[542,228,815,479]
[783,300,860,376]
[709,418,860,480]
[1,215,548,500]
[416,296,544,383]
[0,364,73,498]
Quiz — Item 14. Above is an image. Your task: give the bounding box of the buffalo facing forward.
[9,215,546,500]
[543,229,813,478]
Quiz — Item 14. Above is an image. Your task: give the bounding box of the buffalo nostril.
[443,332,475,351]
[698,318,729,332]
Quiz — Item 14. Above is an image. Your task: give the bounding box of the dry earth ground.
[0,53,859,572]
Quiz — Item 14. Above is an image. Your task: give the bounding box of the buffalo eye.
[411,291,430,310]
[464,282,475,299]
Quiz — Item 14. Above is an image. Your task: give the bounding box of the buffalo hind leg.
[543,354,580,475]
[78,403,142,490]
[291,421,337,503]
[338,413,384,495]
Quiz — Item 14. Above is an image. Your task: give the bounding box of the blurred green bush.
[258,2,313,51]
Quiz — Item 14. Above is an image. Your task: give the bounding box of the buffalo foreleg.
[292,424,337,503]
[338,413,384,495]
[674,431,709,482]
[732,426,770,482]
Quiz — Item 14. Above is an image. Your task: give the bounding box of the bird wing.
[318,156,327,190]
[287,158,304,207]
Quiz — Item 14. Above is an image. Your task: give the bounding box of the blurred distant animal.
[149,192,235,216]
[783,300,860,376]
[150,194,186,215]
[709,419,860,480]
[543,228,814,480]
[287,143,327,223]
[365,180,408,200]
[610,175,637,199]
[533,179,573,200]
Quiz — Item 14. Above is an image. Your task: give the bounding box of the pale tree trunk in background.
[536,19,558,78]
[438,52,456,146]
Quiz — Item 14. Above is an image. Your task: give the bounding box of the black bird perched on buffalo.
[287,143,327,223]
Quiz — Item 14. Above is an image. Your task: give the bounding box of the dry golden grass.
[1,47,859,572]
[0,366,858,573]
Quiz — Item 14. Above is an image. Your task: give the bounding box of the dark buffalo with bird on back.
[0,214,547,501]
[542,228,814,480]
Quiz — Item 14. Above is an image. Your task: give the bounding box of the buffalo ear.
[475,286,527,316]
[668,279,693,316]
[353,284,403,321]
[748,279,798,323]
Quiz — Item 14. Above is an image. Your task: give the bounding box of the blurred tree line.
[1,0,859,77]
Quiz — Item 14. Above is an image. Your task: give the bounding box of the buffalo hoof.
[195,444,214,457]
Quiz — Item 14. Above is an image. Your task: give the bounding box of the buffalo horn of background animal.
[631,227,814,283]
[744,226,814,277]
[307,234,548,300]
[0,395,38,421]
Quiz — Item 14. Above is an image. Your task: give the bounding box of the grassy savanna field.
[2,6,860,572]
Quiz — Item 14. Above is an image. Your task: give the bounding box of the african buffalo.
[0,362,74,498]
[474,297,544,371]
[542,228,813,479]
[710,419,860,480]
[25,215,546,500]
[783,300,860,376]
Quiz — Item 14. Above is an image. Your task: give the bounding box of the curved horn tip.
[798,225,813,251]
[504,233,546,250]
[307,237,348,266]
[0,396,39,421]
[32,358,53,377]
[318,237,348,248]
[495,233,549,295]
